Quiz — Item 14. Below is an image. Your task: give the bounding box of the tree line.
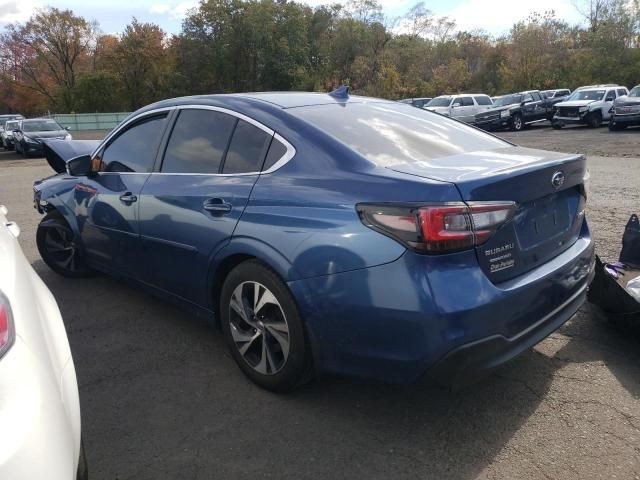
[0,0,638,115]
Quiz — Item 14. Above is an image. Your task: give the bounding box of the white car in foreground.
[0,205,86,479]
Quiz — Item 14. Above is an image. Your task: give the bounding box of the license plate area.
[514,190,576,250]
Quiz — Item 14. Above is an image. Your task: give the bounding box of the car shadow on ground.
[29,258,587,480]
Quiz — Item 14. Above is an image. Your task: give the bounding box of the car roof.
[136,92,396,112]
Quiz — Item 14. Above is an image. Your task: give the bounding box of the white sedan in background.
[0,205,86,479]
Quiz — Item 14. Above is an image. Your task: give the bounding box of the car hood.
[555,100,597,107]
[425,106,450,114]
[23,130,69,139]
[613,96,640,106]
[43,139,100,174]
[477,103,519,115]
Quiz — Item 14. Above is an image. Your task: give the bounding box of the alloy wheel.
[43,223,79,272]
[228,281,290,375]
[513,115,523,130]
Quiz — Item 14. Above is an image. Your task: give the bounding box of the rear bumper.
[428,274,591,386]
[289,221,595,384]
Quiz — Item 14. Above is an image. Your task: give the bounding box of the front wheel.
[510,113,524,131]
[609,121,626,131]
[220,260,312,392]
[36,211,94,277]
[552,121,563,130]
[587,112,602,128]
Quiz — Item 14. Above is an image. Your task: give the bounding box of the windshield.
[569,90,605,101]
[493,95,522,107]
[22,120,64,132]
[629,87,640,98]
[291,102,508,166]
[426,97,452,107]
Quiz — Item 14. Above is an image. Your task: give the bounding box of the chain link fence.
[46,112,132,131]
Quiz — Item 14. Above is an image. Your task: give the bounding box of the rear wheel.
[587,112,602,128]
[510,113,524,131]
[36,211,94,277]
[220,260,312,392]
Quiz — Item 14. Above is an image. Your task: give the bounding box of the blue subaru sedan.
[33,89,595,391]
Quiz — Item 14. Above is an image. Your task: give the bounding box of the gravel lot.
[1,125,639,479]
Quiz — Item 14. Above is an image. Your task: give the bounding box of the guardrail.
[48,112,132,131]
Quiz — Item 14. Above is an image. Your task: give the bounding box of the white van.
[425,94,493,123]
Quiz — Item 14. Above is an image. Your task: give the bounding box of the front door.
[137,107,274,305]
[78,113,170,276]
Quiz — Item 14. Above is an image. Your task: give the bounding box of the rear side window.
[474,96,492,106]
[291,102,509,166]
[263,137,288,171]
[162,109,236,174]
[222,120,271,174]
[101,114,167,173]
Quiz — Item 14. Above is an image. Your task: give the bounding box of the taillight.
[357,202,516,253]
[0,290,15,359]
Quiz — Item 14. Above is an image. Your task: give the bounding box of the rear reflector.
[0,291,14,359]
[357,202,516,253]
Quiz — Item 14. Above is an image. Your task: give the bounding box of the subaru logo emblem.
[551,171,565,189]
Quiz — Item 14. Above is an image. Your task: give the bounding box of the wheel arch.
[207,238,300,323]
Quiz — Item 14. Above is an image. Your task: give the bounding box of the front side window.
[522,93,534,103]
[460,97,474,107]
[162,109,236,174]
[605,90,616,101]
[617,88,628,97]
[531,92,542,101]
[222,120,271,174]
[100,114,167,173]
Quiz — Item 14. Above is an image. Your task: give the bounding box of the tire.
[510,113,524,131]
[22,142,29,158]
[608,121,626,131]
[36,211,94,277]
[76,439,88,480]
[220,260,312,392]
[552,121,563,130]
[14,141,20,154]
[587,112,602,128]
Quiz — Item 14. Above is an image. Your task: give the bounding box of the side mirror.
[65,126,71,131]
[66,155,92,176]
[520,101,526,106]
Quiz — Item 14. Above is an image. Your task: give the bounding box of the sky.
[0,0,586,36]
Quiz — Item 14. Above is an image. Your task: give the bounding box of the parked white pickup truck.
[425,94,493,123]
[553,84,629,128]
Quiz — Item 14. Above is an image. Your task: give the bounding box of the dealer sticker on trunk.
[485,243,515,273]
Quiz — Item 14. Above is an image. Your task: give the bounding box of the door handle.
[203,198,232,214]
[119,192,138,204]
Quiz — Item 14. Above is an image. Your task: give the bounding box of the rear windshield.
[426,96,452,107]
[291,102,509,166]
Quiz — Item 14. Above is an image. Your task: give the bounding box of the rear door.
[137,107,274,304]
[79,112,169,276]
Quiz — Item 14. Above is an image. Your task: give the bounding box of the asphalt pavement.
[0,125,639,479]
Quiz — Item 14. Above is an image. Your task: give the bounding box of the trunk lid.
[389,146,587,282]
